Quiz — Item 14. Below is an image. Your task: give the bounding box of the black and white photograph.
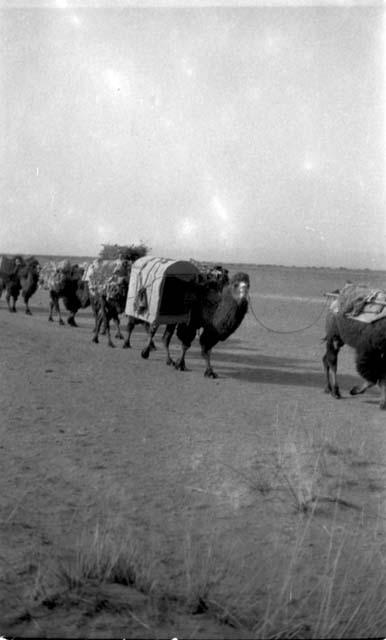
[1,0,386,637]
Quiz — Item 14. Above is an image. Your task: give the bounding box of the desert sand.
[1,265,386,638]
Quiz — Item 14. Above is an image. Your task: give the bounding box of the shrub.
[98,242,150,262]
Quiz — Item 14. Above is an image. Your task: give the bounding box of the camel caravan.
[3,247,386,405]
[0,249,249,380]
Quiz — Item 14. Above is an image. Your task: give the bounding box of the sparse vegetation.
[56,522,159,595]
[8,413,386,638]
[98,242,150,262]
[8,510,386,639]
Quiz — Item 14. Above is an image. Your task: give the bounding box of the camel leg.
[48,298,55,322]
[67,313,78,327]
[6,292,17,313]
[92,311,98,335]
[123,316,136,348]
[198,328,220,378]
[202,348,216,378]
[350,381,375,396]
[322,337,343,399]
[90,299,99,335]
[23,293,32,315]
[105,318,115,347]
[174,343,190,371]
[104,313,115,348]
[378,379,386,410]
[114,315,123,340]
[92,315,102,344]
[92,311,103,345]
[93,301,114,347]
[141,322,159,359]
[49,293,64,325]
[174,323,196,372]
[145,322,157,351]
[6,281,20,312]
[101,300,114,347]
[162,324,177,365]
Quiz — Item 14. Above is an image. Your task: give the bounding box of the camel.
[17,258,41,314]
[91,279,128,347]
[323,285,386,409]
[123,264,230,352]
[0,256,40,314]
[83,258,132,346]
[47,262,89,326]
[139,271,250,378]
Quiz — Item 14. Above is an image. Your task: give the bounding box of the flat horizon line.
[1,251,385,273]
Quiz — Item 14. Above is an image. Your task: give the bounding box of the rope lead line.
[248,297,330,334]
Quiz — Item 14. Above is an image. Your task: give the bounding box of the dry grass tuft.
[56,521,159,596]
[6,405,386,639]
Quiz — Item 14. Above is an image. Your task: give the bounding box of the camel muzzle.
[238,282,249,299]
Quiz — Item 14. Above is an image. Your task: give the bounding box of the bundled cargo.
[328,283,386,324]
[83,259,131,299]
[39,260,88,291]
[38,261,58,290]
[189,258,229,286]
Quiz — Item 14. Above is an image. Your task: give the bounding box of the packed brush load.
[189,259,230,285]
[39,260,86,290]
[83,258,131,299]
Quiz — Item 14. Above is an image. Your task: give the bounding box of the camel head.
[229,272,250,303]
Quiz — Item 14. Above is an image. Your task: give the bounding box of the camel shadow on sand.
[183,345,362,391]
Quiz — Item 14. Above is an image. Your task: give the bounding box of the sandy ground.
[1,267,386,638]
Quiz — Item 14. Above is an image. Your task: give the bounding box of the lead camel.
[140,271,250,378]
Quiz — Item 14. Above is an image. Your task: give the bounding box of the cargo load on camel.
[0,255,21,277]
[39,260,87,291]
[83,258,131,347]
[125,256,200,325]
[83,259,130,299]
[327,283,386,323]
[39,261,59,290]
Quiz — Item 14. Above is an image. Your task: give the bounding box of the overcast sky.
[1,1,385,268]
